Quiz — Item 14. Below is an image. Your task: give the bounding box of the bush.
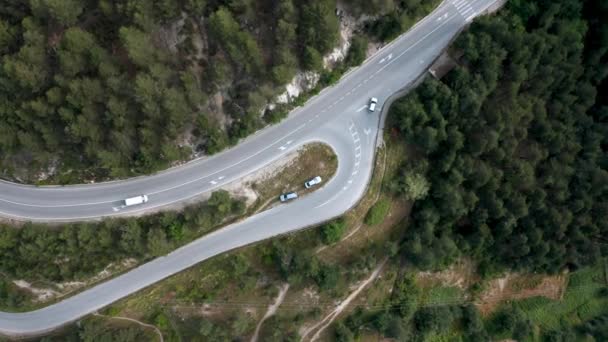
[320,218,347,244]
[364,199,391,226]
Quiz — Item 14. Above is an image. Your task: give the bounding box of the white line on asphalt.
[0,4,461,217]
[356,105,367,112]
[372,14,455,76]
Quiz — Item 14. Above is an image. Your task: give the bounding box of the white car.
[279,192,298,202]
[368,97,378,112]
[304,176,323,188]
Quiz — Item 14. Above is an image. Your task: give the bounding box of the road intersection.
[0,0,498,337]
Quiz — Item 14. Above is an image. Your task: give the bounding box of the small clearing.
[417,259,478,290]
[476,272,567,315]
[12,280,59,302]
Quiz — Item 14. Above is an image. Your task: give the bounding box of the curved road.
[0,0,497,337]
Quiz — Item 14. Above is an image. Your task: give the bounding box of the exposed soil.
[13,258,138,303]
[417,259,479,290]
[476,272,567,315]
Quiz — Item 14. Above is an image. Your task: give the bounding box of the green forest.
[0,0,436,183]
[389,0,608,275]
[0,190,244,309]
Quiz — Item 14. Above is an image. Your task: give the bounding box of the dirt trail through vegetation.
[93,313,163,342]
[250,284,290,342]
[301,258,387,341]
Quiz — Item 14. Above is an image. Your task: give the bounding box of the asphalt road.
[0,0,498,337]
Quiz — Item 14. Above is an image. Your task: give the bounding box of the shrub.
[364,199,391,226]
[320,218,347,244]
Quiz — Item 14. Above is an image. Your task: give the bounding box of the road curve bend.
[0,0,498,337]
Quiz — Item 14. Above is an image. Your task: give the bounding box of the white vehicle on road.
[304,176,323,188]
[279,192,298,202]
[368,97,378,112]
[124,195,148,206]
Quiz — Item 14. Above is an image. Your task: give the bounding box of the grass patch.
[511,263,608,330]
[364,198,391,226]
[423,286,466,306]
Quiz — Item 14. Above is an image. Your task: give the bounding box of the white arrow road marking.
[388,53,393,60]
[279,146,286,151]
[379,58,386,64]
[363,128,371,135]
[217,176,225,180]
[112,207,120,212]
[210,180,217,185]
[286,140,293,145]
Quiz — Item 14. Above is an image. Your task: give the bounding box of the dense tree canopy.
[388,0,608,274]
[0,190,244,286]
[0,0,347,183]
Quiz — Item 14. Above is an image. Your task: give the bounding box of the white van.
[124,195,148,206]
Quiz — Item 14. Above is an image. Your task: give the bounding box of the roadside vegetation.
[0,0,438,184]
[0,143,338,312]
[3,0,607,340]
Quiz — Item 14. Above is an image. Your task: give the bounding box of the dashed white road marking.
[357,105,368,112]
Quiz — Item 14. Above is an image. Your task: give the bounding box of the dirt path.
[300,258,388,341]
[93,313,163,342]
[250,283,290,342]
